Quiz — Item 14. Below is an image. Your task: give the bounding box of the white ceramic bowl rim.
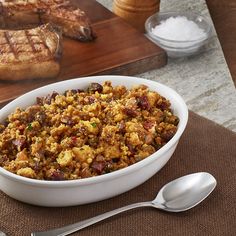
[145,11,212,44]
[0,76,188,187]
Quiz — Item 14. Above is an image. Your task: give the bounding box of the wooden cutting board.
[0,0,167,107]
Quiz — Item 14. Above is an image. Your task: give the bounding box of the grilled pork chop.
[0,23,62,81]
[0,0,95,41]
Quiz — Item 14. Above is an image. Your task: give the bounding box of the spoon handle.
[31,201,153,236]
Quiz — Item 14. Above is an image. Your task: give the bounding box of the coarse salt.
[152,16,207,41]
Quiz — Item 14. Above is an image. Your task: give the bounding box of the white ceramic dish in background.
[0,76,188,207]
[145,11,212,58]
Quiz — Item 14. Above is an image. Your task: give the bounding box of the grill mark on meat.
[0,24,60,64]
[0,23,61,80]
[4,31,18,59]
[0,0,95,42]
[25,30,36,53]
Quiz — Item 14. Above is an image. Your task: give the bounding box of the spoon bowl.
[31,172,217,236]
[152,172,217,212]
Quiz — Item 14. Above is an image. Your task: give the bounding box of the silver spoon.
[31,172,216,236]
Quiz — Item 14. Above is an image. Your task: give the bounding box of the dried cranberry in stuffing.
[123,108,138,117]
[156,98,170,110]
[38,92,57,105]
[61,117,74,126]
[127,144,136,155]
[88,83,103,93]
[91,161,106,174]
[33,162,41,173]
[143,120,155,130]
[137,95,150,110]
[71,136,77,143]
[51,170,65,181]
[51,91,59,100]
[44,94,52,105]
[77,89,84,93]
[117,121,126,134]
[70,90,78,95]
[35,111,46,125]
[18,125,25,134]
[36,97,43,105]
[161,131,175,141]
[87,96,95,104]
[66,119,74,126]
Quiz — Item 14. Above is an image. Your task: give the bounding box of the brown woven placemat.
[0,111,236,236]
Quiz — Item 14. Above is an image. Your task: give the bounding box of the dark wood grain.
[0,0,167,107]
[206,0,236,87]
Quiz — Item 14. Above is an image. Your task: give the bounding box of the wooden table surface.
[206,0,236,87]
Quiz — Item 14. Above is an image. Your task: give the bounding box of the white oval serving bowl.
[0,75,188,207]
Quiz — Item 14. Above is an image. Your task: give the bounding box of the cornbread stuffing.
[0,81,179,180]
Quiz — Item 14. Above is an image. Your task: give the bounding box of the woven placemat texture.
[0,111,236,236]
